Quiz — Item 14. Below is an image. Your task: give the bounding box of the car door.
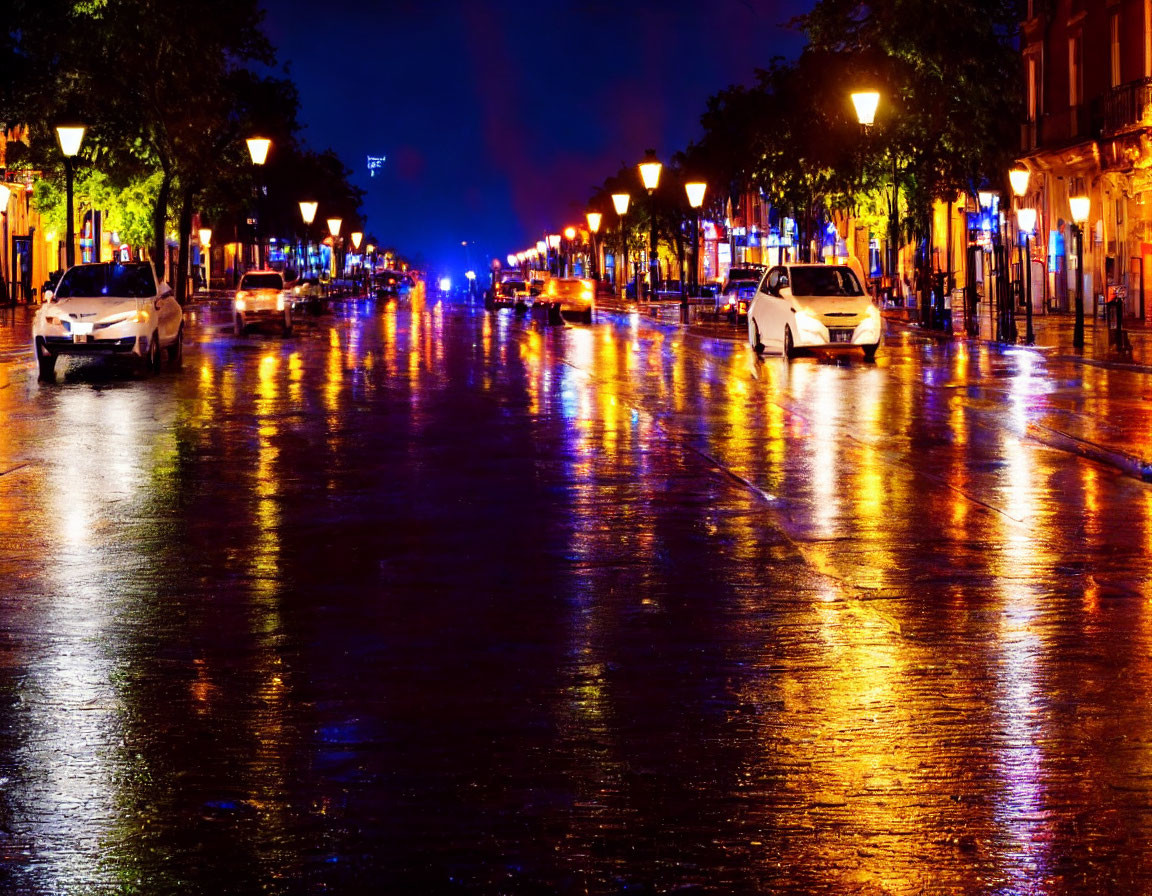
[757,267,786,350]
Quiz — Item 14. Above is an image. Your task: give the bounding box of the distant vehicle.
[488,278,526,310]
[234,270,292,336]
[32,260,183,378]
[747,263,882,360]
[290,276,326,315]
[377,270,411,297]
[538,277,595,324]
[718,265,765,323]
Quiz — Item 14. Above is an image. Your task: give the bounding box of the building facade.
[1020,0,1152,319]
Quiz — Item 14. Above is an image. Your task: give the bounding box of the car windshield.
[55,263,154,299]
[240,273,283,290]
[727,269,761,283]
[789,266,863,297]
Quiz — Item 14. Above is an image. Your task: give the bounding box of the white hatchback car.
[234,270,292,335]
[747,263,882,360]
[33,261,183,378]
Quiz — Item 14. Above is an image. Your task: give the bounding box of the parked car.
[290,276,326,315]
[718,265,765,323]
[234,270,292,335]
[377,270,410,297]
[537,277,595,324]
[32,260,183,378]
[488,278,526,309]
[747,263,882,360]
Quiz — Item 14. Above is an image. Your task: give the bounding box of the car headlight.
[235,297,247,311]
[795,308,825,336]
[276,296,285,311]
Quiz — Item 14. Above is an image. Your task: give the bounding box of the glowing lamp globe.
[611,193,630,216]
[685,182,707,208]
[1016,207,1037,235]
[246,137,271,165]
[851,91,880,127]
[1009,168,1030,197]
[1070,195,1090,225]
[586,212,602,233]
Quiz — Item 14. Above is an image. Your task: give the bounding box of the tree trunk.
[152,167,172,282]
[176,185,196,304]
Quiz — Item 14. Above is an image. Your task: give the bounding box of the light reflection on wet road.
[0,296,1151,893]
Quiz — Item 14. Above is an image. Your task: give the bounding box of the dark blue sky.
[266,0,808,276]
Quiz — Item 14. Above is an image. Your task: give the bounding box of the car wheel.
[583,309,593,325]
[862,342,879,362]
[137,333,158,375]
[750,321,764,354]
[234,313,245,336]
[783,325,796,360]
[35,338,56,380]
[167,325,184,369]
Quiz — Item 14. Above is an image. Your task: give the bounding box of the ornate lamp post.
[684,181,707,323]
[1009,167,1031,343]
[612,193,631,299]
[299,200,318,277]
[547,233,561,277]
[198,228,212,293]
[1016,207,1037,345]
[246,137,271,269]
[55,124,86,269]
[1070,194,1090,349]
[638,152,662,300]
[586,212,602,284]
[564,226,576,276]
[351,231,363,288]
[0,183,9,302]
[327,217,342,284]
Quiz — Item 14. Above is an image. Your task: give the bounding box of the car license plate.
[831,330,851,343]
[72,333,89,344]
[71,321,93,336]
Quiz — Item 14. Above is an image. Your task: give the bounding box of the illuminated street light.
[246,137,271,268]
[55,123,86,269]
[1017,207,1037,344]
[586,212,602,282]
[1070,195,1090,349]
[638,152,662,299]
[299,201,318,224]
[684,182,708,321]
[611,193,632,298]
[327,217,342,281]
[0,183,9,302]
[851,91,880,127]
[1009,168,1032,344]
[198,228,212,293]
[246,137,271,165]
[611,193,630,216]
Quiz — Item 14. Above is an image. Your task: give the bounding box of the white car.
[33,261,183,378]
[747,263,882,361]
[234,270,292,335]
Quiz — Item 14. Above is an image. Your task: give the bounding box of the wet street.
[1,293,1152,895]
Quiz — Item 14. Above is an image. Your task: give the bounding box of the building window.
[1111,11,1121,88]
[1069,33,1083,111]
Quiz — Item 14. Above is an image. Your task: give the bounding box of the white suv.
[33,261,183,378]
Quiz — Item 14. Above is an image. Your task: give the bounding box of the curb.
[1026,422,1152,482]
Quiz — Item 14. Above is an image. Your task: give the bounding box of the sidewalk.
[595,290,1152,481]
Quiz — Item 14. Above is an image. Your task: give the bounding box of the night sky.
[266,0,808,277]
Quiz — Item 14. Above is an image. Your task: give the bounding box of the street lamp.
[351,231,363,290]
[612,192,631,299]
[851,91,880,127]
[327,217,342,282]
[1070,194,1090,349]
[0,183,9,302]
[56,124,86,269]
[563,226,576,276]
[547,233,561,277]
[247,137,271,268]
[586,211,602,283]
[299,200,318,276]
[1009,167,1031,344]
[684,182,707,323]
[1016,207,1037,344]
[638,152,662,300]
[198,227,212,293]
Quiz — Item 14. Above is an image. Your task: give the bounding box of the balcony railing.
[1098,77,1152,137]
